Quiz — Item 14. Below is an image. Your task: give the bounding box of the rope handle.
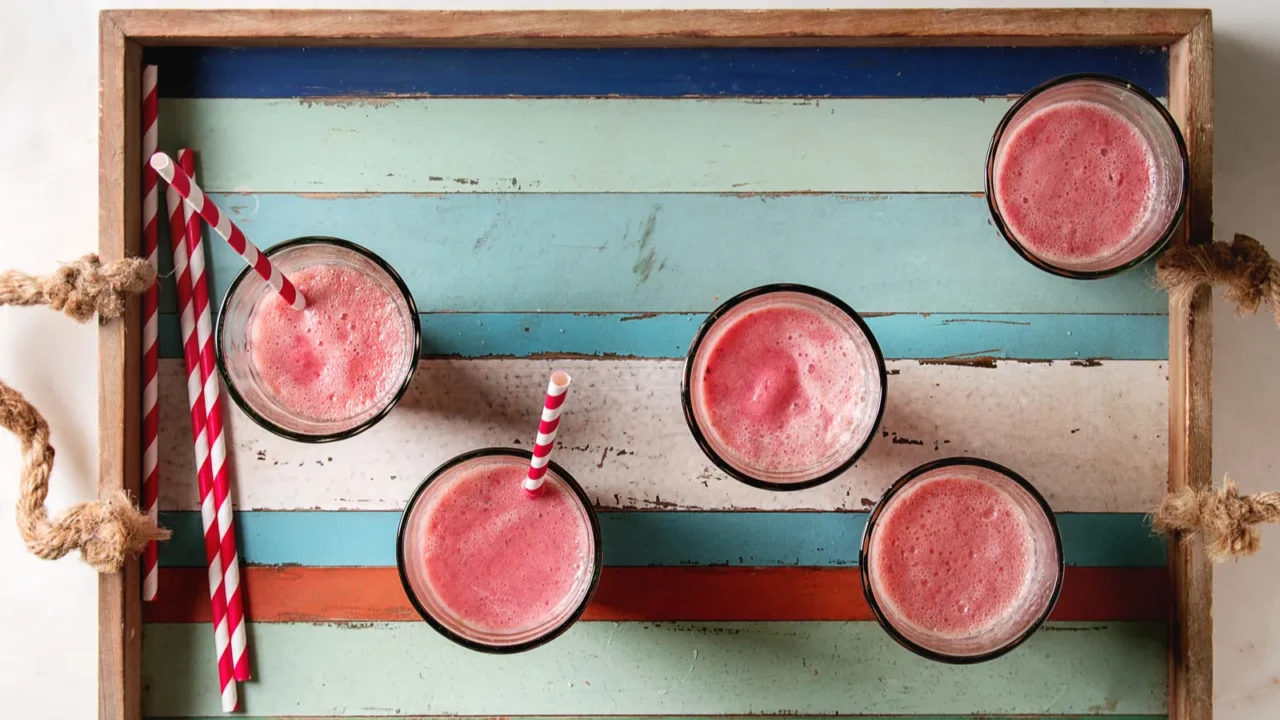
[1154,234,1280,560]
[0,254,169,572]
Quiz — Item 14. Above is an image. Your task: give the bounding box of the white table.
[1,1,1276,718]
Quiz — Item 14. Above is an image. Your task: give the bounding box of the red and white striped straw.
[178,149,251,682]
[139,64,161,603]
[150,151,305,310]
[166,180,239,713]
[523,371,572,497]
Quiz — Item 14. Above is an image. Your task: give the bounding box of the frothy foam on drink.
[994,100,1157,267]
[420,462,592,634]
[249,264,408,422]
[870,475,1034,639]
[696,304,874,476]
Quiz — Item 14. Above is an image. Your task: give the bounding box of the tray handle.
[1156,234,1280,560]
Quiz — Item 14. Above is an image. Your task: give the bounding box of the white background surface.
[0,1,1276,718]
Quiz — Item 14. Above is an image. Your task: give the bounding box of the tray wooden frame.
[97,9,1214,720]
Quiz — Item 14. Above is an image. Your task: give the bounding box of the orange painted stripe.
[144,565,1168,624]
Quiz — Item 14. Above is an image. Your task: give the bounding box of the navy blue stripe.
[156,511,1166,569]
[147,46,1169,99]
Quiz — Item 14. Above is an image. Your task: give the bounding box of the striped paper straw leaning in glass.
[523,371,572,497]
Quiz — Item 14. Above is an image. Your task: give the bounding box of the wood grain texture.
[156,359,1169,513]
[155,511,1167,569]
[157,98,1012,194]
[142,621,1168,716]
[142,566,1170,624]
[97,14,142,720]
[147,45,1169,99]
[106,9,1206,47]
[150,193,1168,316]
[1166,12,1214,720]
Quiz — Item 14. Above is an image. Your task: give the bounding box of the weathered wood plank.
[156,511,1166,568]
[150,193,1168,316]
[142,621,1168,716]
[157,312,1170,361]
[157,358,1168,513]
[147,46,1168,99]
[144,566,1169,624]
[157,98,1013,193]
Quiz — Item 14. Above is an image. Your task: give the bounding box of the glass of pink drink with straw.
[682,284,887,491]
[216,237,420,442]
[397,373,602,653]
[987,74,1188,278]
[861,458,1064,663]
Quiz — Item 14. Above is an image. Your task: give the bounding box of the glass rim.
[859,457,1065,664]
[680,283,888,492]
[984,72,1190,280]
[214,235,422,444]
[395,447,604,654]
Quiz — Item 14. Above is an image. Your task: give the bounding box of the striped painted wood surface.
[144,44,1173,719]
[144,622,1168,716]
[157,511,1165,568]
[156,358,1167,513]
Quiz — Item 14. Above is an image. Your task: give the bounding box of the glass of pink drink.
[397,448,602,653]
[683,284,887,491]
[861,458,1063,663]
[217,237,420,442]
[987,74,1188,278]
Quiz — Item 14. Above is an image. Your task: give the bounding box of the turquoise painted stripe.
[158,97,1012,193]
[157,312,1168,360]
[152,193,1168,316]
[157,511,1165,569]
[143,621,1168,716]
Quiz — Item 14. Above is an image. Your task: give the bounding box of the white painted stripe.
[214,213,233,242]
[220,685,237,714]
[528,454,551,470]
[184,369,202,411]
[142,314,159,349]
[216,501,233,536]
[142,376,158,414]
[540,405,564,423]
[186,184,206,213]
[142,124,159,158]
[205,558,224,594]
[534,430,559,446]
[142,65,158,95]
[158,358,1168,513]
[193,432,210,469]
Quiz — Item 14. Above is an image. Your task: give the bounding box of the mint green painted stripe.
[156,312,1168,360]
[157,511,1165,569]
[159,98,1011,193]
[143,622,1167,716]
[152,193,1167,316]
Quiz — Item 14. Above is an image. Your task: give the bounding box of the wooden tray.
[97,9,1214,720]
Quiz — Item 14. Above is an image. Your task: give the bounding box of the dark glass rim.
[859,457,1065,664]
[215,236,422,444]
[680,283,888,492]
[395,447,604,654]
[984,72,1190,279]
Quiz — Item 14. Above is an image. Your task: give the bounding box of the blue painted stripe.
[147,46,1169,98]
[157,511,1165,569]
[156,311,1167,361]
[152,193,1169,316]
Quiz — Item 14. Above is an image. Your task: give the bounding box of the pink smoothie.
[696,304,868,473]
[249,264,408,422]
[870,475,1033,638]
[420,462,592,632]
[994,100,1156,266]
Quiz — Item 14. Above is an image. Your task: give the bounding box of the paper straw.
[166,180,239,713]
[523,371,572,497]
[139,64,160,603]
[150,151,305,310]
[178,149,250,682]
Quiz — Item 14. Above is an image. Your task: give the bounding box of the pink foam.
[871,475,1033,638]
[994,100,1156,266]
[420,462,592,633]
[249,264,407,422]
[696,304,868,474]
